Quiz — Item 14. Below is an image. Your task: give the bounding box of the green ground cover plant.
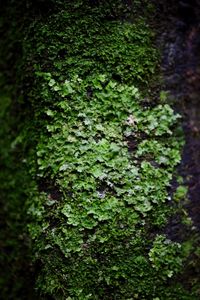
[0,0,200,299]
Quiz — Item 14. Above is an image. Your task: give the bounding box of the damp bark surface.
[159,0,200,232]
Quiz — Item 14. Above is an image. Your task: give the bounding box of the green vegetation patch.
[28,73,185,299]
[0,1,199,299]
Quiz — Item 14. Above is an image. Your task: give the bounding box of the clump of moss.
[0,1,199,299]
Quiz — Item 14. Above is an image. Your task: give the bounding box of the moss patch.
[0,1,199,299]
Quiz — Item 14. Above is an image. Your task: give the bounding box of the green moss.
[0,1,199,299]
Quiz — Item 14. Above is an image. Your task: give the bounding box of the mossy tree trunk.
[0,1,200,299]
